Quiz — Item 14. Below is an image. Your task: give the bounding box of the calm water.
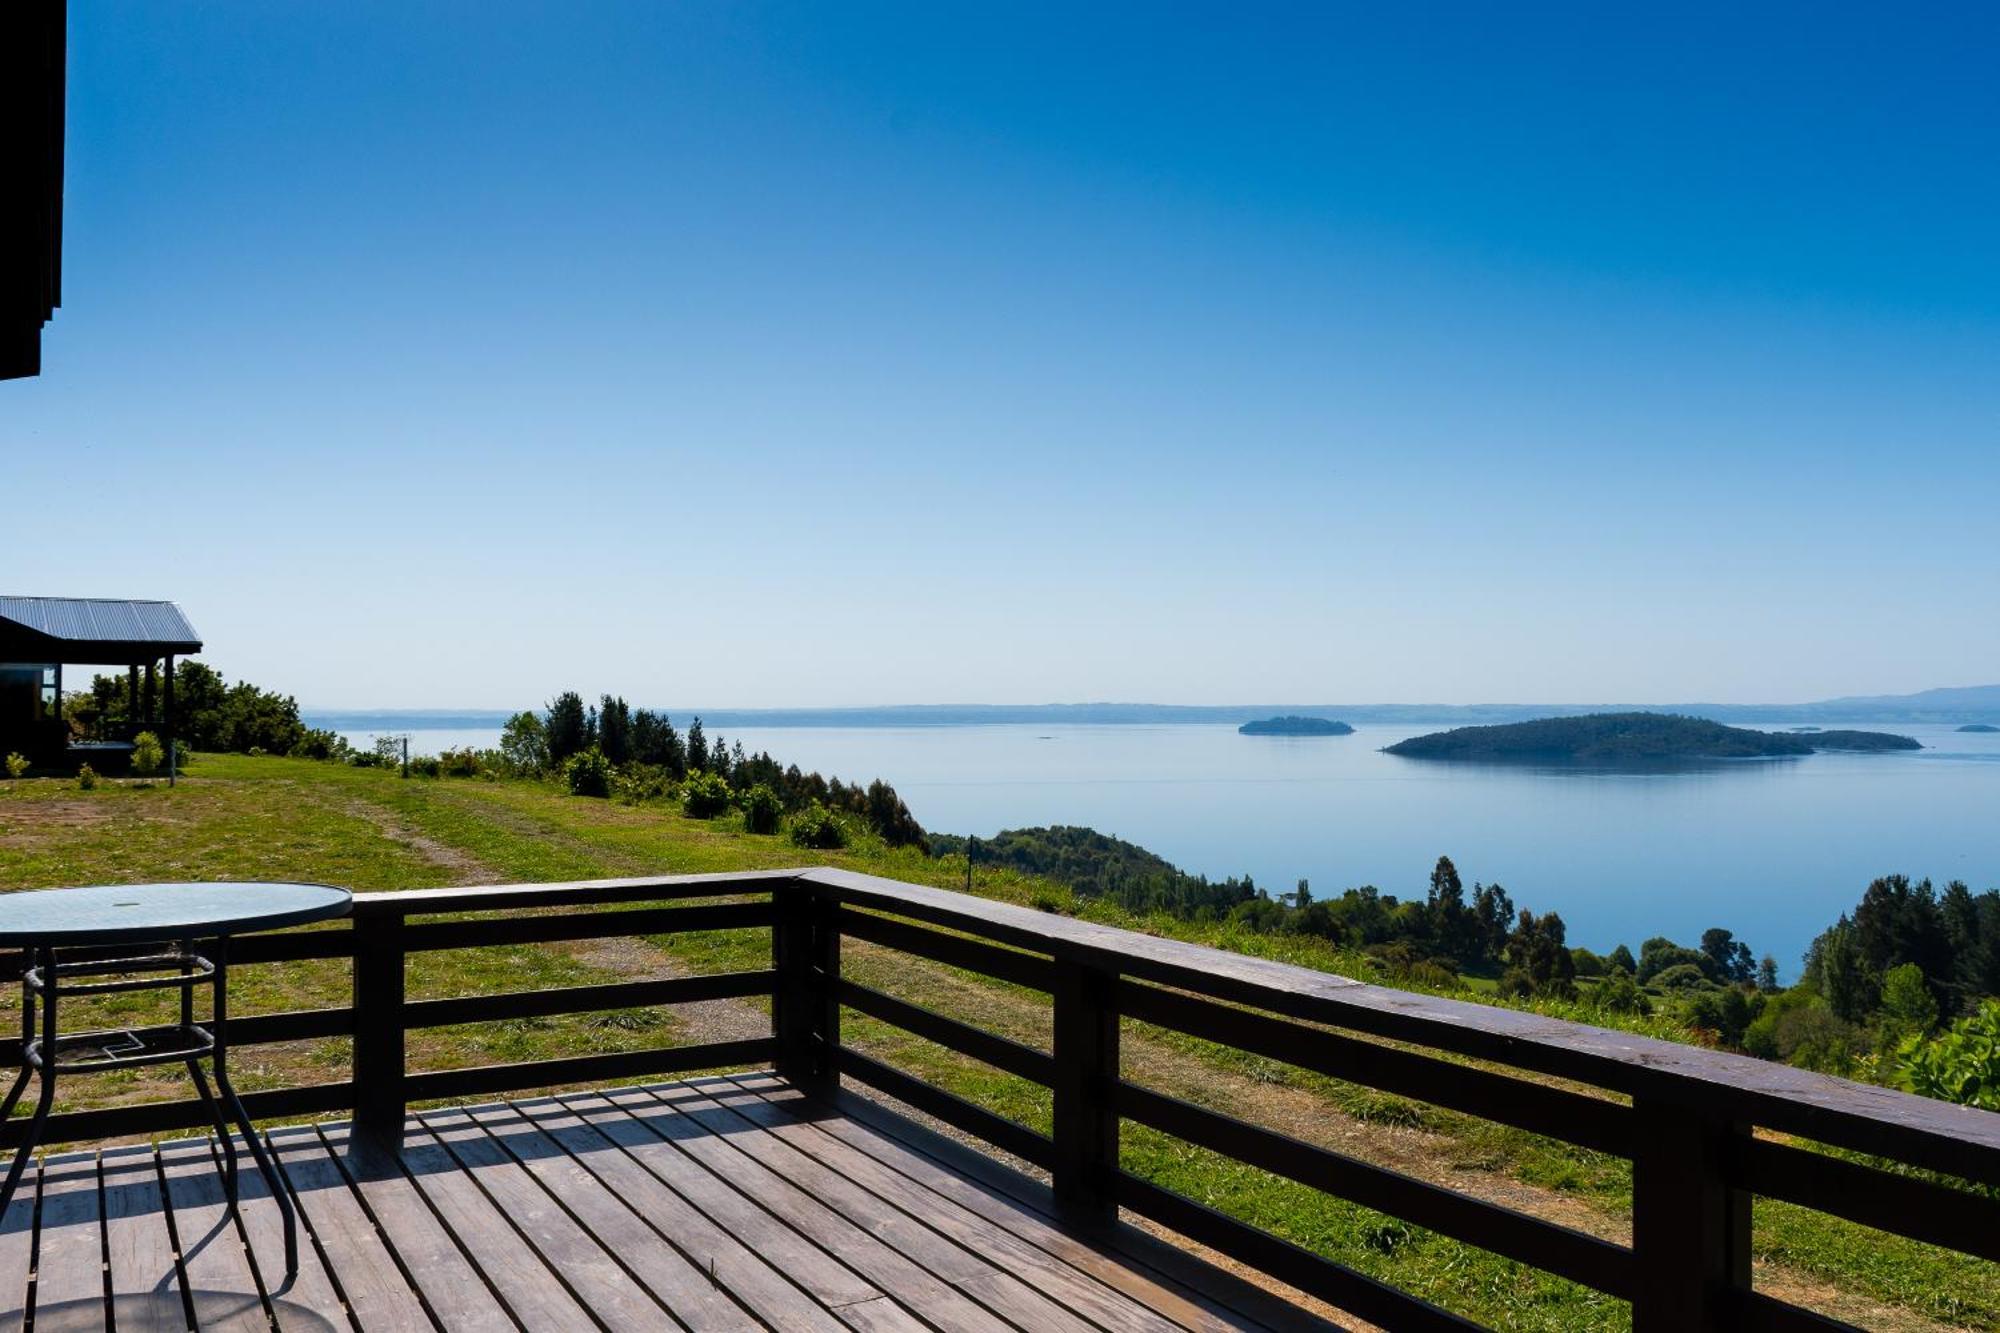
[338,720,2000,971]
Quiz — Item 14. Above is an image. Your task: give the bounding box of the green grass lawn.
[1,755,1993,1330]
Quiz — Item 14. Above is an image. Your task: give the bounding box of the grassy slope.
[1,756,1993,1330]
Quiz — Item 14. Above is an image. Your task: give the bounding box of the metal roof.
[0,596,203,652]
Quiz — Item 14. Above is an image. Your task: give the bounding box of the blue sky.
[6,2,1996,709]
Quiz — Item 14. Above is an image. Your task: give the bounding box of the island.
[1958,723,2000,733]
[1383,712,1919,761]
[1238,715,1354,736]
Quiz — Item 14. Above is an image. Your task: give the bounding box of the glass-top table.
[0,881,353,1275]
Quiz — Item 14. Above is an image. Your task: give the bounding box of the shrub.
[1593,970,1652,1015]
[681,770,733,819]
[130,731,165,777]
[1650,963,1714,991]
[564,747,612,798]
[1900,999,2000,1110]
[788,803,848,850]
[408,755,442,778]
[437,747,482,778]
[349,749,385,768]
[76,764,98,791]
[4,753,29,779]
[741,784,783,835]
[289,728,348,761]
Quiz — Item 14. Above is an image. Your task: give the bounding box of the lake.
[332,720,2000,972]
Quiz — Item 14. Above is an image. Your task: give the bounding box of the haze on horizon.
[6,3,1997,711]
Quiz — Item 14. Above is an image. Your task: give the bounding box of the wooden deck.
[0,1071,1339,1332]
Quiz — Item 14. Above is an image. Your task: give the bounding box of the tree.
[1507,909,1577,999]
[597,695,633,766]
[1472,882,1514,964]
[1700,927,1756,985]
[631,710,686,776]
[1851,875,1950,1006]
[544,692,592,765]
[1900,1000,2000,1110]
[1637,937,1710,985]
[1607,943,1637,975]
[1426,856,1479,966]
[1815,919,1877,1023]
[1880,963,1939,1037]
[686,718,709,773]
[1757,955,1780,992]
[499,711,549,775]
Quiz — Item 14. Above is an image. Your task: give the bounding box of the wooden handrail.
[4,866,1994,1331]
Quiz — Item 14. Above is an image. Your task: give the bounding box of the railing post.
[1630,1098,1751,1331]
[1052,958,1119,1220]
[774,886,838,1088]
[352,912,406,1143]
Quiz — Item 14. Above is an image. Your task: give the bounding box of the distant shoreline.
[306,687,2000,732]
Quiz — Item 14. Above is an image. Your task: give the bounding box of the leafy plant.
[564,747,612,798]
[436,746,482,778]
[681,770,733,819]
[741,783,783,835]
[787,803,848,850]
[1900,1000,2000,1110]
[130,731,165,777]
[76,763,98,791]
[3,753,27,779]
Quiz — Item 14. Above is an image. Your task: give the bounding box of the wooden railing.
[6,866,1999,1331]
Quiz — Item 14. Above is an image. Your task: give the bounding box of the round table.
[0,881,352,1275]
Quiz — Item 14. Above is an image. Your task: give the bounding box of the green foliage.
[1607,943,1636,974]
[788,803,849,850]
[76,763,97,790]
[288,729,348,761]
[1637,937,1711,984]
[408,755,442,778]
[1899,1000,2000,1110]
[130,731,165,777]
[680,769,732,818]
[1682,986,1758,1046]
[3,753,27,779]
[686,718,710,773]
[499,711,550,776]
[741,783,783,835]
[630,709,685,776]
[1591,970,1651,1015]
[930,825,1254,916]
[563,746,612,798]
[597,695,633,766]
[436,747,482,778]
[1570,947,1607,978]
[1651,963,1714,991]
[544,692,593,766]
[87,659,314,757]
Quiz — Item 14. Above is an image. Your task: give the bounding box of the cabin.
[0,595,202,774]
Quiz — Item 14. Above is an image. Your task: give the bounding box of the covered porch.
[0,596,203,777]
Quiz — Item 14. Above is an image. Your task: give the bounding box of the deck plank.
[553,1090,880,1315]
[733,1073,1345,1333]
[32,1150,106,1333]
[101,1145,186,1333]
[211,1132,345,1332]
[267,1126,438,1332]
[416,1107,675,1330]
[513,1096,852,1333]
[0,1157,37,1333]
[604,1085,1024,1333]
[156,1138,267,1333]
[650,1080,1149,1333]
[463,1102,757,1333]
[388,1116,597,1330]
[314,1124,506,1333]
[699,1076,1190,1333]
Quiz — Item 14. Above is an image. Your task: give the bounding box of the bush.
[349,749,385,768]
[1900,999,2000,1110]
[1650,963,1714,991]
[5,752,30,778]
[564,747,612,798]
[130,731,165,777]
[437,747,482,778]
[788,803,849,850]
[289,728,348,761]
[1592,970,1652,1015]
[76,764,98,791]
[742,784,783,835]
[681,770,733,819]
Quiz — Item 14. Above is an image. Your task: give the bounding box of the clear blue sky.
[7,2,1996,709]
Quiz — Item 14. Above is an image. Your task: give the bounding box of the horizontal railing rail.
[3,864,1995,1331]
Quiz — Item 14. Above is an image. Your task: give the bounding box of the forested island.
[1384,712,1919,761]
[1238,715,1353,736]
[1960,723,2000,733]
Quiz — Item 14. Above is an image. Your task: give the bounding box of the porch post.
[163,655,176,785]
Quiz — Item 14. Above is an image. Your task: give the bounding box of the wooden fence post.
[1052,958,1119,1219]
[1630,1098,1751,1330]
[352,912,407,1142]
[775,886,838,1088]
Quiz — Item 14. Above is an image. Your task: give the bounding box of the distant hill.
[1959,723,2000,733]
[1238,716,1353,736]
[304,683,2000,731]
[1384,713,1919,762]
